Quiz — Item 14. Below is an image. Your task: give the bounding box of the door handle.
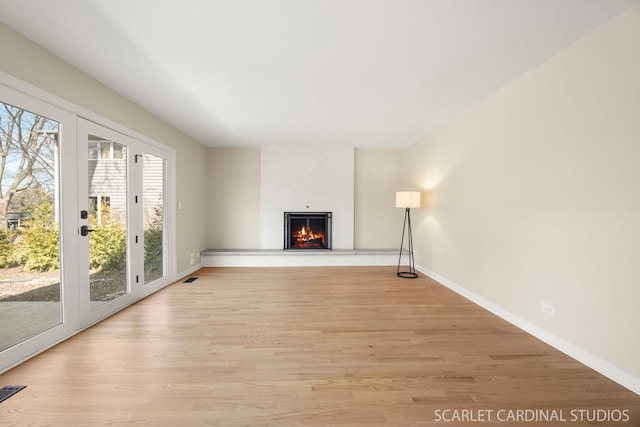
[80,225,96,236]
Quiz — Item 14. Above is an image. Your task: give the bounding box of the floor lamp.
[396,191,420,278]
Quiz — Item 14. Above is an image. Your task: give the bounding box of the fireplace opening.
[284,212,332,250]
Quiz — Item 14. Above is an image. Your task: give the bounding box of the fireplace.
[284,212,332,250]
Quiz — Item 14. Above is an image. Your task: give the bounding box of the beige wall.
[207,148,261,249]
[0,22,208,274]
[406,5,640,380]
[354,149,405,249]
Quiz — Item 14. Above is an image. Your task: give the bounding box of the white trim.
[416,264,640,396]
[177,263,202,280]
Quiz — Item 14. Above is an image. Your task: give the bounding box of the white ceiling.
[0,0,636,148]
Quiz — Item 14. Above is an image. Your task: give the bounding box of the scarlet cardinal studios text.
[433,408,630,423]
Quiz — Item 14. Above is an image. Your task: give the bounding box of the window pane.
[113,143,123,159]
[100,142,111,159]
[88,136,127,306]
[88,142,99,159]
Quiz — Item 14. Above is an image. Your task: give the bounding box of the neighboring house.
[88,137,164,226]
[88,137,126,224]
[4,212,32,230]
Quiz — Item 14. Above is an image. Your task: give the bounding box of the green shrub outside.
[0,229,18,268]
[144,207,163,273]
[2,200,132,274]
[89,204,126,271]
[9,199,60,271]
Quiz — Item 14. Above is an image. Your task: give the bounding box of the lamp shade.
[396,191,420,208]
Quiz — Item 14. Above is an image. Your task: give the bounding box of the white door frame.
[77,118,139,327]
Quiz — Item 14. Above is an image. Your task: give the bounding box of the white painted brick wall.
[260,146,354,249]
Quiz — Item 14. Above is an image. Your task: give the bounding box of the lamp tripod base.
[397,271,419,279]
[397,207,419,279]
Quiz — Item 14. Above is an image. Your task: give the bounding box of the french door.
[0,77,174,372]
[77,119,171,327]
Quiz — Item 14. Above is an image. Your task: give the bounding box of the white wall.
[260,146,354,249]
[406,5,640,386]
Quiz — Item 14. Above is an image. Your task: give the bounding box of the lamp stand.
[397,207,418,278]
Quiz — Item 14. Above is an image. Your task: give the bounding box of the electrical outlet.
[540,302,556,317]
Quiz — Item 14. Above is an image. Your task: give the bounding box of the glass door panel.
[0,101,62,351]
[87,134,128,308]
[142,153,166,284]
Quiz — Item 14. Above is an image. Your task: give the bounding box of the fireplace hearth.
[284,212,332,250]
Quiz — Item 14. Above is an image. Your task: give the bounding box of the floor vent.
[0,386,26,404]
[183,277,198,283]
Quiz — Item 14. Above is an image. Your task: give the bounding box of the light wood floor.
[1,267,638,426]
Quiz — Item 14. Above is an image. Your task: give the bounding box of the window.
[88,139,124,160]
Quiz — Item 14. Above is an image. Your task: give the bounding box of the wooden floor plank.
[0,266,638,426]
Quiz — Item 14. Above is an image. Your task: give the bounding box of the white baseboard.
[416,265,640,397]
[176,263,202,281]
[201,249,399,267]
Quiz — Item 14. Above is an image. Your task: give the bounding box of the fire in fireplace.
[284,212,332,250]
